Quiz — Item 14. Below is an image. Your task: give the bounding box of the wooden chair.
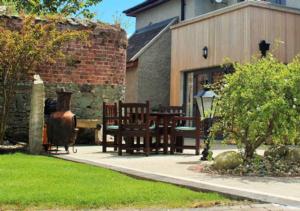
[102,102,119,152]
[118,101,157,156]
[170,110,201,155]
[156,105,185,152]
[158,105,185,115]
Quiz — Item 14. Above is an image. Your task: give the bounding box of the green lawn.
[0,154,233,209]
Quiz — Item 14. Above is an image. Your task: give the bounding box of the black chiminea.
[47,88,78,153]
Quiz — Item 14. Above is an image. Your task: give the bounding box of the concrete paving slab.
[88,204,298,211]
[54,145,300,208]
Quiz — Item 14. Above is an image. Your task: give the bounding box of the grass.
[0,153,234,209]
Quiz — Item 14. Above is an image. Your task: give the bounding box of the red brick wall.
[38,24,127,86]
[1,16,128,86]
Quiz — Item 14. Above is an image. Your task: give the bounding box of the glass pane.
[186,72,194,117]
[203,97,213,119]
[195,73,209,95]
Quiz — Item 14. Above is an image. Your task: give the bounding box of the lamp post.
[195,88,218,161]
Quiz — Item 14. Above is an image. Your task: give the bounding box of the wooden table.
[150,112,181,154]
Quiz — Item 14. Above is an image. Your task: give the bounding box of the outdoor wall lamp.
[202,46,208,59]
[259,40,270,57]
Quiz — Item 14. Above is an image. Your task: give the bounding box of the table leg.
[163,117,168,154]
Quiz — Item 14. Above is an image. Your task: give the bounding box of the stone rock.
[286,148,300,162]
[214,151,243,170]
[264,146,289,159]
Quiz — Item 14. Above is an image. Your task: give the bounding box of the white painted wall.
[194,0,240,16]
[286,0,300,9]
[135,0,181,29]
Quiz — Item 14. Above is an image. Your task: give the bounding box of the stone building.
[124,0,300,113]
[2,15,127,141]
[124,0,246,107]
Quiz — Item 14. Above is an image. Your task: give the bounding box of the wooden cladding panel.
[171,7,251,105]
[172,7,251,72]
[285,13,300,62]
[171,5,300,105]
[250,7,287,60]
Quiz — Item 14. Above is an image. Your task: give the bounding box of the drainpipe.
[181,0,186,21]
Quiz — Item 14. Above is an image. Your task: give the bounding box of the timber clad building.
[124,0,300,115]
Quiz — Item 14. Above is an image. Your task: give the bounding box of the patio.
[55,143,300,208]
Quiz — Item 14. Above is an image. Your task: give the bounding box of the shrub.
[0,15,87,144]
[213,54,300,161]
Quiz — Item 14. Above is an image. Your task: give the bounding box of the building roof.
[127,17,177,62]
[123,0,169,17]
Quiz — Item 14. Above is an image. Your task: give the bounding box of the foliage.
[6,0,102,19]
[0,0,18,15]
[0,154,232,209]
[212,54,300,161]
[0,15,87,144]
[207,146,300,177]
[226,148,300,177]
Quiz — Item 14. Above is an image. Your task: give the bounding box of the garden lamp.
[195,89,217,120]
[194,88,218,160]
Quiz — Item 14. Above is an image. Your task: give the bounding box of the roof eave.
[123,0,169,17]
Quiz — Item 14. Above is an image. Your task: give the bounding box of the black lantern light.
[259,40,270,57]
[195,88,218,160]
[202,46,208,59]
[195,89,217,120]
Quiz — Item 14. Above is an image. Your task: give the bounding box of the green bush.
[213,54,300,161]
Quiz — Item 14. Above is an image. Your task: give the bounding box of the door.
[183,66,228,117]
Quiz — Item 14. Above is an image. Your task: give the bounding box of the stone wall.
[136,28,171,108]
[2,16,127,142]
[125,67,138,103]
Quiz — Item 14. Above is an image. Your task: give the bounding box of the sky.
[90,0,145,36]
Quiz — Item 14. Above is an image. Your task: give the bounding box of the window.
[271,0,286,5]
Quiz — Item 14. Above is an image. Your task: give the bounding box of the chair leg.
[196,136,200,155]
[170,134,175,155]
[118,135,122,156]
[114,135,118,151]
[155,134,160,154]
[136,137,140,152]
[176,136,183,153]
[144,134,150,156]
[102,133,107,153]
[124,137,133,154]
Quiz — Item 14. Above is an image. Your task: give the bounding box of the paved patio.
[55,144,300,208]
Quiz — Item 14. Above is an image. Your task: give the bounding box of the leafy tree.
[0,0,18,15]
[0,15,87,144]
[3,0,102,19]
[213,54,300,161]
